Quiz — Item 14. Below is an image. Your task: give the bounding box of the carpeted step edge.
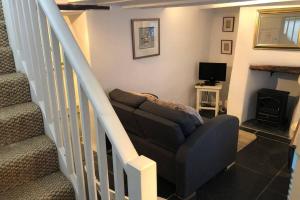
[0,135,59,193]
[0,102,44,146]
[0,47,15,75]
[0,20,9,47]
[0,172,75,200]
[0,73,31,108]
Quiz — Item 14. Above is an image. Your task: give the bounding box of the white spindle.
[78,84,97,200]
[50,29,75,174]
[13,1,25,60]
[16,1,33,78]
[3,1,19,55]
[94,116,111,200]
[37,6,62,147]
[25,0,47,102]
[112,149,125,200]
[28,0,52,121]
[63,57,87,200]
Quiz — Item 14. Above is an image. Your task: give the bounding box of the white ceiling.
[63,0,300,8]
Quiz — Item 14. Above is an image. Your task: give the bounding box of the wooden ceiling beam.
[58,3,110,10]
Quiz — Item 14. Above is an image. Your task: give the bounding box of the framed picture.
[131,18,160,59]
[254,8,300,50]
[221,40,233,54]
[223,17,235,32]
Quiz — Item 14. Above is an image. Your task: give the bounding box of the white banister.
[37,0,138,166]
[3,0,157,199]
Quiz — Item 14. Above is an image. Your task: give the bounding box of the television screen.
[199,62,227,82]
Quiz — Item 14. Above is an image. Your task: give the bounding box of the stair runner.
[0,2,75,199]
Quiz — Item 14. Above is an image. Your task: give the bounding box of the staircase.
[2,0,157,199]
[0,2,75,199]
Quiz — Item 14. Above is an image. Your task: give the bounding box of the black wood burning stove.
[256,89,289,126]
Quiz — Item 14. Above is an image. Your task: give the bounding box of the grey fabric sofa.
[109,89,239,198]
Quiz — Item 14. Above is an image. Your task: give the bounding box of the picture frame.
[221,40,233,55]
[131,18,160,59]
[223,17,235,32]
[254,7,300,50]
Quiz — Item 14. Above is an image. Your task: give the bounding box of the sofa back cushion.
[109,89,146,108]
[139,101,197,137]
[134,109,185,152]
[111,100,143,137]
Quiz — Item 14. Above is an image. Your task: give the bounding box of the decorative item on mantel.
[131,18,160,59]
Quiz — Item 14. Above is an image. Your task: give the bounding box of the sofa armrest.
[175,115,239,198]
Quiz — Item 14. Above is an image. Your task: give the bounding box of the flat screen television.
[199,62,227,85]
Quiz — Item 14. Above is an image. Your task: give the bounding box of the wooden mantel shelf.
[250,65,300,75]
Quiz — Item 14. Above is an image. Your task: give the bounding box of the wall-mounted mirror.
[254,7,300,50]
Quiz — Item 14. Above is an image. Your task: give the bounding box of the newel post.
[126,156,157,200]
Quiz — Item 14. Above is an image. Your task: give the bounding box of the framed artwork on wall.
[254,7,300,50]
[223,17,235,32]
[221,40,233,54]
[131,18,160,59]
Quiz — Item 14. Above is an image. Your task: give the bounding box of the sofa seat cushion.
[109,89,146,108]
[139,101,197,137]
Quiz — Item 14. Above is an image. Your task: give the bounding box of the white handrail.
[37,0,138,167]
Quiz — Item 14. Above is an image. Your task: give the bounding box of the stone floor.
[158,136,291,200]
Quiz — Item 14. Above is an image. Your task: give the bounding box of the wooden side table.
[195,83,222,117]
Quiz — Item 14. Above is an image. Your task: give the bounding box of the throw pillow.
[150,99,204,125]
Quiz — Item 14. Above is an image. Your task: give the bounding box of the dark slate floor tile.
[236,137,289,178]
[156,136,291,200]
[267,165,291,196]
[257,189,288,200]
[157,176,176,198]
[196,165,270,200]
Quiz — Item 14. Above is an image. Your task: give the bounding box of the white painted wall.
[84,7,213,106]
[227,5,300,124]
[208,7,240,106]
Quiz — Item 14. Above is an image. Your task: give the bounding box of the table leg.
[215,90,220,117]
[196,89,199,112]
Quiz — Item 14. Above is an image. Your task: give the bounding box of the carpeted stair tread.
[0,47,15,75]
[0,135,59,193]
[0,20,9,47]
[0,4,75,198]
[0,102,44,146]
[0,72,31,108]
[0,172,75,200]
